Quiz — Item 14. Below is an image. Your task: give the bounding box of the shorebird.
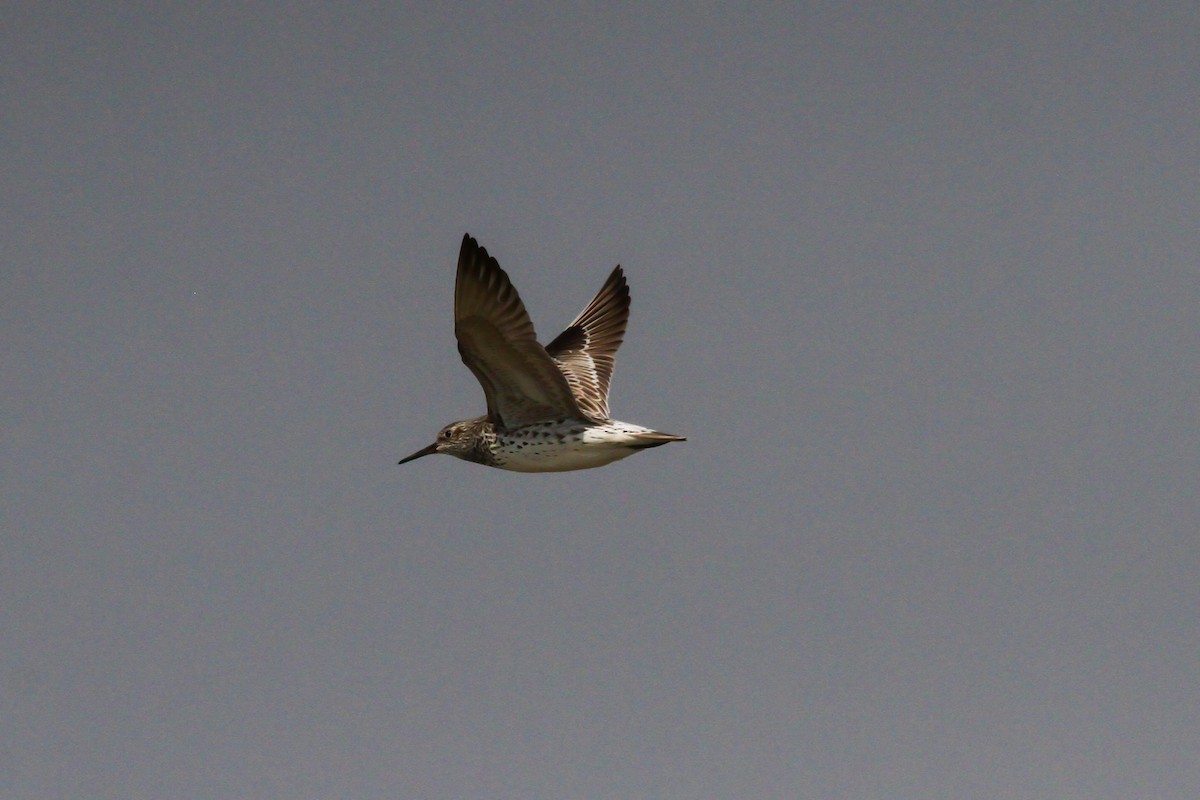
[398,234,685,472]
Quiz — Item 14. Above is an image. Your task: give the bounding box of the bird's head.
[398,419,482,465]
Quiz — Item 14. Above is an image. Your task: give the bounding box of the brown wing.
[544,265,630,421]
[454,234,582,427]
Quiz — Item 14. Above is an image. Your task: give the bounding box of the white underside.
[496,421,666,473]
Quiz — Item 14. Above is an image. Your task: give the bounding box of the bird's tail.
[626,431,687,449]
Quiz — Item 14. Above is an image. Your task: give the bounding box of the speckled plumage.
[398,235,685,472]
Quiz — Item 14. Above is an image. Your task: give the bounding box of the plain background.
[5,2,1198,798]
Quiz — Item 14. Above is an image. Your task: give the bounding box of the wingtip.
[460,232,478,256]
[608,264,628,290]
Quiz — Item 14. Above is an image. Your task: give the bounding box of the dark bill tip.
[397,442,438,465]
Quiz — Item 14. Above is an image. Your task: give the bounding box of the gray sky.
[5,2,1199,798]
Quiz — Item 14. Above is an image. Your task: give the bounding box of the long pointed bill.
[398,442,439,465]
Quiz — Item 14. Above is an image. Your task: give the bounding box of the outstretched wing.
[544,265,630,421]
[454,234,582,427]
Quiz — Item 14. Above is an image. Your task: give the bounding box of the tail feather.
[627,431,687,450]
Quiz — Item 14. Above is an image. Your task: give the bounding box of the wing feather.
[454,235,582,427]
[544,265,630,421]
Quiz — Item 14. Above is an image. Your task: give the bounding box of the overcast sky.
[5,2,1199,798]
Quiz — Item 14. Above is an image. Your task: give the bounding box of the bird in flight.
[398,234,685,472]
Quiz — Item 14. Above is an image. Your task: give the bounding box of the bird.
[398,234,685,472]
